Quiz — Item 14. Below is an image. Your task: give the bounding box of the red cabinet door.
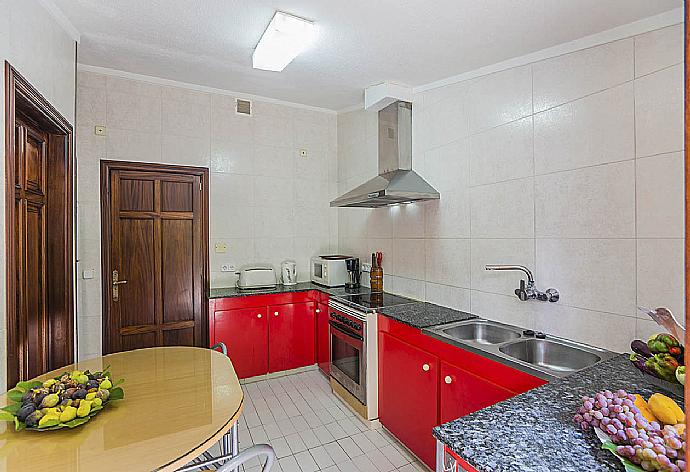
[316,303,330,375]
[379,332,439,468]
[269,302,316,372]
[440,361,515,424]
[214,307,268,379]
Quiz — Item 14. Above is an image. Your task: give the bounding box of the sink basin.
[499,338,602,372]
[441,321,521,345]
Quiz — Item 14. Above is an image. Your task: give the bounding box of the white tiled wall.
[75,72,339,360]
[337,24,685,353]
[0,0,77,389]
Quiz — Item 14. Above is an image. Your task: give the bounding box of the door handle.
[444,376,452,384]
[274,312,279,317]
[112,270,127,302]
[422,363,430,372]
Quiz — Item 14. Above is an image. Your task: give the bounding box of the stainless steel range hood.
[330,101,440,208]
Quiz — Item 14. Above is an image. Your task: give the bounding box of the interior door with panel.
[102,161,209,354]
[268,302,316,372]
[214,307,268,378]
[378,332,439,468]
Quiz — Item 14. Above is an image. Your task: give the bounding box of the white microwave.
[310,255,351,287]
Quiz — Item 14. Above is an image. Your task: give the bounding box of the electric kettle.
[281,260,297,286]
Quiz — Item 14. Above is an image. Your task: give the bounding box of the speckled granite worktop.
[433,355,684,472]
[378,302,477,329]
[210,284,475,329]
[208,282,373,299]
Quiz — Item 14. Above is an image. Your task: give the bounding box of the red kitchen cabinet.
[379,332,439,468]
[214,307,268,379]
[269,302,316,372]
[316,302,330,375]
[439,361,514,424]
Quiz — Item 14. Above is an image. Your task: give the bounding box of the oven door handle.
[329,321,364,341]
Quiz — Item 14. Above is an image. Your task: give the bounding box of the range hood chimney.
[330,101,440,208]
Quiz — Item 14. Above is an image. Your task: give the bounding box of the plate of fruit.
[0,369,124,431]
[629,334,685,397]
[575,389,685,471]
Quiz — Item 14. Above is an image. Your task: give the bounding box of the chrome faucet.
[485,265,559,302]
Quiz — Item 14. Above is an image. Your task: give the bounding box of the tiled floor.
[223,369,429,472]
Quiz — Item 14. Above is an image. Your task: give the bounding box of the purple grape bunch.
[574,389,686,471]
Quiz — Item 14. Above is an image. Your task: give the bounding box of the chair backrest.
[211,342,228,356]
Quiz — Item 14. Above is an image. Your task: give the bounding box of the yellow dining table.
[0,346,244,471]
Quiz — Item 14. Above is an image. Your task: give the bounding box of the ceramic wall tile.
[636,152,684,238]
[470,239,535,295]
[535,161,635,238]
[532,39,633,112]
[637,238,685,320]
[470,178,534,238]
[635,64,684,158]
[536,238,636,316]
[469,117,533,186]
[425,239,471,288]
[634,24,683,78]
[533,84,634,174]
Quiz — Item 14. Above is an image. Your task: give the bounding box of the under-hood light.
[252,11,316,72]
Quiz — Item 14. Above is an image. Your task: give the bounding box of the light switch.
[94,125,107,136]
[214,242,228,253]
[82,269,95,279]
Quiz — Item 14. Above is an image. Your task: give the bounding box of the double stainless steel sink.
[425,319,617,380]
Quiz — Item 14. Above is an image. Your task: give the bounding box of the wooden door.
[214,307,268,378]
[378,332,439,468]
[439,361,515,424]
[6,64,74,388]
[101,161,209,354]
[268,302,316,372]
[13,119,48,380]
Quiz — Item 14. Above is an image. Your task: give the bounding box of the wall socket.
[361,262,372,272]
[299,149,308,158]
[214,242,228,253]
[94,125,107,136]
[220,264,235,273]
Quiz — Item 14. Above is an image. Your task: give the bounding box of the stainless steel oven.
[328,301,367,405]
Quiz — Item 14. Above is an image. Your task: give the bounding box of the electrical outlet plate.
[220,264,235,273]
[214,242,228,253]
[94,125,106,136]
[82,269,95,279]
[299,149,308,158]
[361,262,372,272]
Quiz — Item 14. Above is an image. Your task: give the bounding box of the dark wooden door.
[14,119,49,380]
[102,162,209,354]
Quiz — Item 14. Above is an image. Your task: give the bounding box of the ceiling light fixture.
[252,11,316,72]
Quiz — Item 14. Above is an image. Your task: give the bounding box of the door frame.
[99,160,210,354]
[5,62,74,388]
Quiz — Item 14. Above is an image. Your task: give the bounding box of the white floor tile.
[323,442,349,464]
[295,450,319,472]
[279,455,301,472]
[272,437,293,459]
[285,432,308,454]
[309,446,335,469]
[337,437,364,459]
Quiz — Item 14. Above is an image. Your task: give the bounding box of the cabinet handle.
[444,376,452,384]
[274,312,279,317]
[316,309,321,313]
[422,364,430,372]
[257,314,262,318]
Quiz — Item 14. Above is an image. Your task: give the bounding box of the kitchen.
[0,0,687,471]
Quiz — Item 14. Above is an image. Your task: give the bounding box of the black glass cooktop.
[339,292,417,310]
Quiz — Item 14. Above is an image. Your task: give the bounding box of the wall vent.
[236,99,252,116]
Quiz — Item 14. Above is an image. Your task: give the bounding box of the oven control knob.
[355,324,362,330]
[422,364,430,372]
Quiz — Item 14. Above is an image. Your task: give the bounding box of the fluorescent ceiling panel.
[252,11,316,72]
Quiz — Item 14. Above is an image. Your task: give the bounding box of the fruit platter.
[629,334,685,397]
[575,389,686,471]
[0,368,124,431]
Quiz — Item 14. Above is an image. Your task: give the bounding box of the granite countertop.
[208,282,373,299]
[433,355,684,472]
[210,284,476,329]
[378,302,477,329]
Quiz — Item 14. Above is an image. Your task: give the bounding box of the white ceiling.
[56,0,681,111]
